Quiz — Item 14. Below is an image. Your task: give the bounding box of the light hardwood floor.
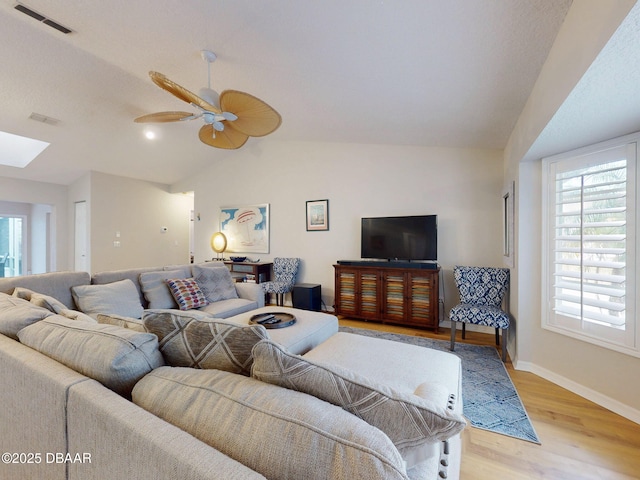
[338,318,640,480]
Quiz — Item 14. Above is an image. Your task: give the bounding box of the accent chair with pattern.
[449,266,510,361]
[261,257,301,306]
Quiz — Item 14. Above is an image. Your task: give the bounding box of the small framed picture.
[306,199,329,231]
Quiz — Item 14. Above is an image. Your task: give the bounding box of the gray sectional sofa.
[0,263,465,480]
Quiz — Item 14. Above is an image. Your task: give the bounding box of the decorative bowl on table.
[230,256,247,262]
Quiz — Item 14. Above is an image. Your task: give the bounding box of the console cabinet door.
[405,271,438,329]
[358,271,380,320]
[334,267,380,320]
[335,268,357,316]
[381,271,406,323]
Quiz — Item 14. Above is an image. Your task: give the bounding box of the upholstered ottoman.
[303,332,464,480]
[224,306,338,355]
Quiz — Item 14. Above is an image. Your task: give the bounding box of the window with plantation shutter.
[542,137,639,357]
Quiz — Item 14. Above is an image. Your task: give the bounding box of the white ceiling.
[527,1,640,162]
[0,0,575,185]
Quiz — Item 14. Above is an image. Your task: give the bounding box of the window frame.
[542,132,640,358]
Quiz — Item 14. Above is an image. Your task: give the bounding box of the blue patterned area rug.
[339,326,541,444]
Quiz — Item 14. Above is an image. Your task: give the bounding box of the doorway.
[0,215,25,277]
[74,201,88,272]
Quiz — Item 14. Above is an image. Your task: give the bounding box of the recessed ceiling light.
[144,130,156,140]
[0,131,50,168]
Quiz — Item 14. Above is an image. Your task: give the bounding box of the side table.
[223,261,272,283]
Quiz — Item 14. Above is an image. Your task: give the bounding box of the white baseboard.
[515,360,640,425]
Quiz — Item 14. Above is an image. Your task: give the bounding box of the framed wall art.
[220,204,270,253]
[306,199,329,231]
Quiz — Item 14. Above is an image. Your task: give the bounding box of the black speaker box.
[292,283,321,311]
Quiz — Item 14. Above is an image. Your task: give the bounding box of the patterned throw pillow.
[166,278,208,310]
[251,340,467,448]
[191,265,238,303]
[143,309,269,375]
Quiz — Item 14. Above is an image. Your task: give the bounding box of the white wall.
[504,0,640,421]
[86,172,193,273]
[174,140,505,315]
[0,177,68,271]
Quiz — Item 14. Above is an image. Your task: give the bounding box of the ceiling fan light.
[198,87,220,109]
[213,122,225,132]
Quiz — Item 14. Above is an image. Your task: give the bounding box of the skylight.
[0,131,50,168]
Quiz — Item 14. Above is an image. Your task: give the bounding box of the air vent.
[29,112,60,126]
[14,3,73,34]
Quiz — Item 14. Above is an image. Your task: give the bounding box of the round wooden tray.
[249,312,296,329]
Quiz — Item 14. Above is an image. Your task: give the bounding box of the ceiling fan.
[134,50,281,149]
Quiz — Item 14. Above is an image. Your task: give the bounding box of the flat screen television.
[361,215,437,261]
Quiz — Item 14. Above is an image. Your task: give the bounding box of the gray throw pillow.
[30,292,67,313]
[0,292,53,339]
[251,340,467,448]
[139,269,186,309]
[17,315,164,397]
[191,264,238,303]
[143,309,268,376]
[11,286,35,301]
[72,279,144,319]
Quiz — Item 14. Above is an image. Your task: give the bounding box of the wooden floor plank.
[338,318,640,480]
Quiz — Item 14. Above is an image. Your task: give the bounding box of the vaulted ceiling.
[0,0,583,185]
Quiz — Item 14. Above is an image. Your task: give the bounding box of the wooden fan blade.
[149,71,221,114]
[198,124,249,149]
[219,90,282,137]
[134,111,196,123]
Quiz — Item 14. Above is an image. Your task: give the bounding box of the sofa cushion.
[139,268,187,309]
[30,292,67,313]
[166,278,209,310]
[98,313,147,332]
[11,290,95,323]
[192,264,238,303]
[11,286,35,301]
[0,292,53,339]
[251,340,466,449]
[198,298,259,318]
[91,266,164,308]
[72,279,144,319]
[132,367,409,480]
[143,309,268,375]
[1,271,91,309]
[57,308,98,323]
[17,316,164,397]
